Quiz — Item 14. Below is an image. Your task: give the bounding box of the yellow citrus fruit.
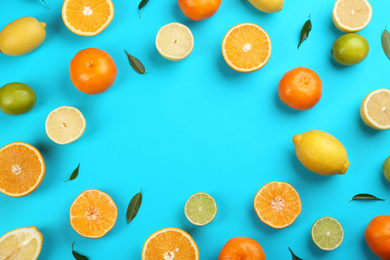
[293,130,349,176]
[248,0,284,13]
[360,89,390,130]
[332,0,372,32]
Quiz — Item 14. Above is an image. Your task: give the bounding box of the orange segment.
[254,181,302,229]
[0,142,45,197]
[222,23,272,73]
[62,0,114,36]
[142,228,199,260]
[70,189,118,238]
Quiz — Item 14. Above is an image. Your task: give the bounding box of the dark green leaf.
[72,242,89,260]
[138,0,150,18]
[289,248,302,260]
[127,189,143,224]
[125,50,147,75]
[298,16,312,49]
[349,194,385,202]
[65,164,80,182]
[381,28,390,60]
[40,0,50,8]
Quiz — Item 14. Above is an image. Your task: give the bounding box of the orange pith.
[0,142,45,197]
[62,0,114,36]
[142,227,199,260]
[222,23,272,73]
[254,181,302,229]
[70,189,118,238]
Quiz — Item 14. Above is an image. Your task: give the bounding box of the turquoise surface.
[1,0,390,259]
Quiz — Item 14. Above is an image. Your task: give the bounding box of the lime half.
[311,217,344,250]
[185,192,217,226]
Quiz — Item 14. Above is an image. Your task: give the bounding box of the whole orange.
[278,67,322,110]
[365,215,390,260]
[69,48,117,95]
[178,0,222,21]
[218,237,266,260]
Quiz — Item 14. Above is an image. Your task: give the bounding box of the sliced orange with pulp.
[254,181,302,229]
[222,23,272,73]
[142,227,199,260]
[62,0,114,36]
[0,142,45,197]
[70,189,118,238]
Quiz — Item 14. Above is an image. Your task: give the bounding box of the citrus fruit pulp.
[332,0,372,32]
[185,192,217,226]
[0,142,45,197]
[254,181,302,229]
[142,227,199,260]
[360,89,390,130]
[70,189,118,238]
[311,217,344,250]
[218,237,266,260]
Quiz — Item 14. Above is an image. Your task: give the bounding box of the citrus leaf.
[289,248,302,260]
[124,50,147,74]
[40,0,50,8]
[381,28,390,60]
[65,164,80,182]
[127,189,143,224]
[349,193,385,203]
[298,16,312,49]
[72,242,89,260]
[138,0,150,18]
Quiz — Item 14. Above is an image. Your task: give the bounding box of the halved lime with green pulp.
[311,217,344,250]
[185,192,217,226]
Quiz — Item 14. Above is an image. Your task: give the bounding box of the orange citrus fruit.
[365,215,390,259]
[142,227,199,260]
[222,23,272,73]
[70,189,118,238]
[62,0,114,36]
[278,67,322,110]
[218,237,266,260]
[254,181,302,229]
[70,48,117,95]
[0,142,45,197]
[178,0,222,21]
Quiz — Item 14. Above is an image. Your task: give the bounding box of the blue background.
[1,0,390,259]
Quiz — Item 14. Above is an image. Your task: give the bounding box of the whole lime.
[331,33,369,66]
[383,156,390,182]
[0,82,36,115]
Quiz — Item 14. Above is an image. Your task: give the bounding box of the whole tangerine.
[69,48,117,95]
[365,215,390,260]
[178,0,222,21]
[218,237,266,260]
[278,67,322,110]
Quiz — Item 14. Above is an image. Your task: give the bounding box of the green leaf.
[381,28,390,60]
[65,164,80,182]
[349,194,385,202]
[124,50,147,75]
[138,0,150,18]
[72,242,89,260]
[40,0,50,8]
[127,189,143,224]
[298,16,312,49]
[288,247,302,260]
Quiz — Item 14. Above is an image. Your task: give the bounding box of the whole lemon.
[331,33,369,66]
[248,0,284,13]
[0,83,36,115]
[293,130,349,176]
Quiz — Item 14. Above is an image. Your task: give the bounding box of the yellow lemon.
[292,130,349,176]
[248,0,284,13]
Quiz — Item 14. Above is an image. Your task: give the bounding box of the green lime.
[383,156,390,182]
[311,217,344,251]
[332,33,369,66]
[0,82,36,115]
[184,192,217,226]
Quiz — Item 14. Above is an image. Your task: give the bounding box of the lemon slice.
[156,22,194,61]
[332,0,372,32]
[45,106,86,144]
[360,89,390,130]
[185,192,217,226]
[0,226,43,260]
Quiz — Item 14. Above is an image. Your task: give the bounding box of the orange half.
[70,189,118,238]
[62,0,114,36]
[222,23,272,73]
[254,181,302,229]
[142,227,199,260]
[0,142,45,197]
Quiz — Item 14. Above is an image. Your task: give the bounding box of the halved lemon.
[45,106,86,144]
[360,89,390,130]
[332,0,372,32]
